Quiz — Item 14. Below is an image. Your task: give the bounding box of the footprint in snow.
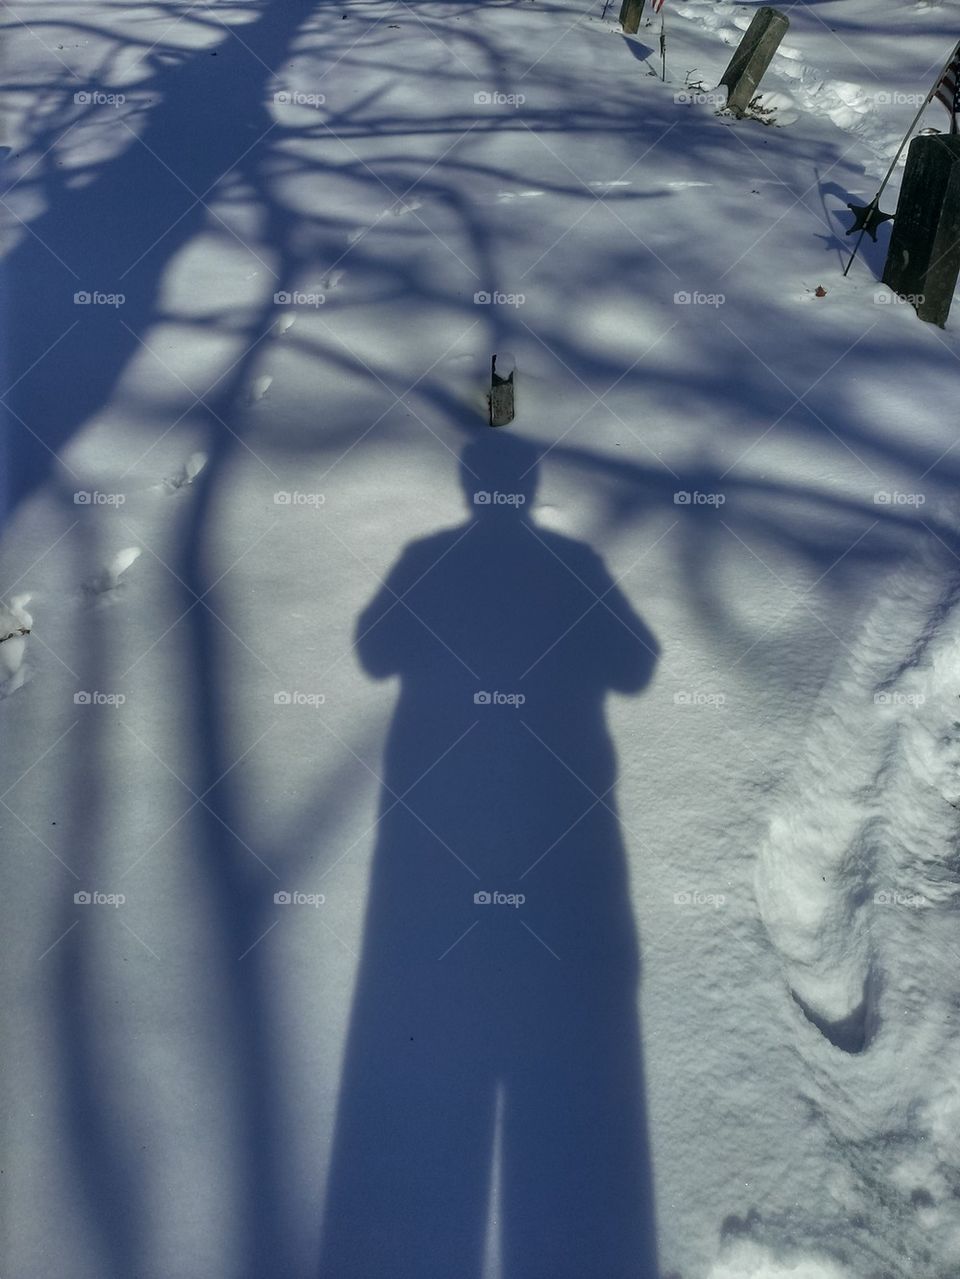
[496,189,545,202]
[159,451,207,494]
[347,201,423,243]
[386,198,422,217]
[0,594,33,697]
[273,274,343,337]
[248,374,273,404]
[82,547,141,605]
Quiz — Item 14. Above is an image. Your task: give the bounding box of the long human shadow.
[320,432,661,1279]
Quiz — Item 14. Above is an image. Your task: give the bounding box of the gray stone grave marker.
[882,134,960,328]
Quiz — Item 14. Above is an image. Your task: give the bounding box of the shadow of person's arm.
[354,547,423,679]
[587,551,660,694]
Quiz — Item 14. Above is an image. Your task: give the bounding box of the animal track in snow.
[385,198,422,217]
[347,200,424,242]
[274,272,344,334]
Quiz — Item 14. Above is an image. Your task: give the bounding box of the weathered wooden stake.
[489,355,514,428]
[882,134,960,328]
[619,0,645,36]
[718,7,789,118]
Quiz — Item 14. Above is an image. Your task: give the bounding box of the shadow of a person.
[320,434,661,1279]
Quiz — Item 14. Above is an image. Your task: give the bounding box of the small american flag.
[934,42,960,134]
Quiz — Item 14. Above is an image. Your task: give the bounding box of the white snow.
[3,1,960,1277]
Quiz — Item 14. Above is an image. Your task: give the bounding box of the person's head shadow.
[458,430,539,519]
[320,432,662,1279]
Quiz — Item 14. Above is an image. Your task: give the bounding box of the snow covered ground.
[3,1,960,1276]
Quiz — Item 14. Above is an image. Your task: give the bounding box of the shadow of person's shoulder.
[395,520,614,596]
[400,522,471,564]
[376,523,478,598]
[526,523,608,574]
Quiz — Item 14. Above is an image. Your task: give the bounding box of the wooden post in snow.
[718,7,789,118]
[619,0,645,36]
[489,355,514,427]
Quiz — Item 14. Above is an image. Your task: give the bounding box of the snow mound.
[756,541,960,1045]
[675,0,921,176]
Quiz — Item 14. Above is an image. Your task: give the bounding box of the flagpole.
[843,40,960,277]
[660,11,666,82]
